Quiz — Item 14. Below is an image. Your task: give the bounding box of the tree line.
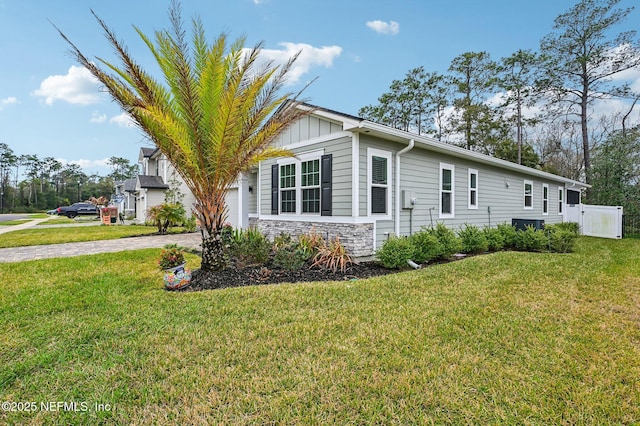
[0,143,138,213]
[359,0,640,213]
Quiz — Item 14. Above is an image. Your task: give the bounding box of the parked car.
[56,203,99,218]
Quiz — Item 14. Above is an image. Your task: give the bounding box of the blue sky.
[0,0,638,175]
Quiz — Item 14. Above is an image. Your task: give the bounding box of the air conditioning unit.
[512,218,545,231]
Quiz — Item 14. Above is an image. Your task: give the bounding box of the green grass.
[0,219,31,226]
[1,237,639,424]
[0,225,186,248]
[37,216,84,225]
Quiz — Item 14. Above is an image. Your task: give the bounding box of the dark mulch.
[179,260,396,292]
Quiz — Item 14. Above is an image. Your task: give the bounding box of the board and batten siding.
[272,115,344,148]
[259,136,353,217]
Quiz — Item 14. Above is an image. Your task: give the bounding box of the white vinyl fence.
[579,204,623,239]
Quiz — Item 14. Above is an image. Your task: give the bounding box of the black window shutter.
[271,164,279,215]
[321,154,332,216]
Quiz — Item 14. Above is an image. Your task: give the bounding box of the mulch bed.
[179,260,396,292]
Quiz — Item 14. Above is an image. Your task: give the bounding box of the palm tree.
[54,2,311,275]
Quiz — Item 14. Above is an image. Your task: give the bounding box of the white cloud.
[249,42,342,85]
[58,157,110,170]
[109,112,135,128]
[366,20,400,36]
[90,111,107,124]
[0,96,18,110]
[32,65,100,106]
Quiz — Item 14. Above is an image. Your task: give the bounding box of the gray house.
[253,103,588,256]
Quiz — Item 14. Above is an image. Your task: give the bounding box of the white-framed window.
[301,159,320,213]
[558,187,564,215]
[280,163,296,213]
[468,168,478,210]
[542,183,549,215]
[524,180,533,209]
[278,153,323,215]
[440,163,455,218]
[367,148,392,218]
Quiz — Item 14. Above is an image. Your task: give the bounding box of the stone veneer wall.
[256,219,374,257]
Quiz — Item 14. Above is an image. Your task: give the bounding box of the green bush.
[496,223,519,249]
[545,224,579,253]
[146,203,186,234]
[515,226,548,252]
[458,223,488,254]
[554,221,580,234]
[430,223,462,259]
[409,230,442,263]
[229,227,271,265]
[483,226,505,252]
[273,244,309,270]
[376,236,414,269]
[182,216,197,233]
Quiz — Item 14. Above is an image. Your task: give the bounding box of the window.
[524,180,533,209]
[558,187,564,215]
[468,169,478,209]
[301,159,320,213]
[440,163,455,218]
[368,148,392,217]
[543,184,549,215]
[280,163,296,213]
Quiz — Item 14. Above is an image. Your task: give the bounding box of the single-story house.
[121,102,588,256]
[253,103,588,256]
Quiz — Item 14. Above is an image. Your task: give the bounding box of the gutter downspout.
[395,139,415,237]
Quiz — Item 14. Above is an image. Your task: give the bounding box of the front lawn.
[0,225,187,248]
[0,237,638,424]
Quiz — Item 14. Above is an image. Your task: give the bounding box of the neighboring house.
[113,178,137,217]
[118,102,588,256]
[253,103,589,256]
[120,146,257,228]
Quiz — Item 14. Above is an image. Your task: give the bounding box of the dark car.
[56,203,99,218]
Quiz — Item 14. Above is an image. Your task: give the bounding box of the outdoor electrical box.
[402,190,417,209]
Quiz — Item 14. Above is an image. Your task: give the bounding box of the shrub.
[229,227,270,265]
[515,226,548,252]
[496,223,519,249]
[182,216,197,233]
[483,226,505,252]
[409,230,441,263]
[273,232,295,250]
[312,236,353,273]
[273,244,309,270]
[376,236,414,269]
[220,222,234,245]
[545,224,579,253]
[458,223,488,254]
[298,228,325,258]
[147,203,186,234]
[430,223,462,259]
[554,221,580,234]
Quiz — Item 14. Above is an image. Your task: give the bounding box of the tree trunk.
[200,230,227,271]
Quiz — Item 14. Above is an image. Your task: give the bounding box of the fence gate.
[579,204,623,239]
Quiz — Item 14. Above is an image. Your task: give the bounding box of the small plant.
[483,226,505,252]
[228,227,270,265]
[273,232,295,250]
[312,236,353,273]
[458,223,488,254]
[515,226,548,252]
[147,203,186,234]
[545,224,579,253]
[376,236,414,269]
[182,216,197,233]
[158,244,185,270]
[496,223,519,249]
[409,230,441,263]
[220,222,234,245]
[273,244,309,271]
[298,228,325,258]
[430,223,462,260]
